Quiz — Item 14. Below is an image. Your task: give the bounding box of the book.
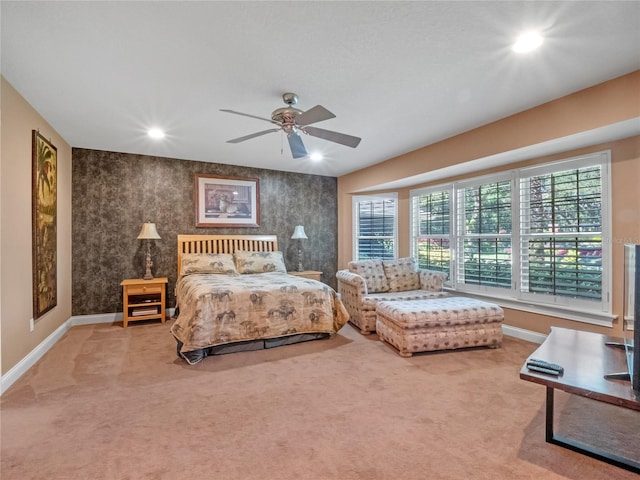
[131,307,158,317]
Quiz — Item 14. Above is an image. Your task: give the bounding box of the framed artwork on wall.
[32,130,58,319]
[194,174,260,227]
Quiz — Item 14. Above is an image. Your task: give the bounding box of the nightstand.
[120,277,168,328]
[288,270,323,282]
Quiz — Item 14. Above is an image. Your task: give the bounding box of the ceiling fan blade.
[287,132,308,159]
[303,126,361,148]
[226,128,280,143]
[220,109,279,125]
[295,105,336,126]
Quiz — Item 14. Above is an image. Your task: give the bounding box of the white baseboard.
[0,308,175,396]
[502,324,547,344]
[1,319,71,395]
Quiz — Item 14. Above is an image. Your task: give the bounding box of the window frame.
[352,193,398,261]
[454,171,514,296]
[410,184,454,283]
[516,153,611,312]
[408,151,612,322]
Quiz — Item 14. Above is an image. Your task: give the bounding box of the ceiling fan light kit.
[221,93,361,159]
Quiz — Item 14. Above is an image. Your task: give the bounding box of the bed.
[170,234,349,364]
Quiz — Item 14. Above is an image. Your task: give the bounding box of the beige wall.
[338,71,640,338]
[1,77,72,375]
[0,70,637,374]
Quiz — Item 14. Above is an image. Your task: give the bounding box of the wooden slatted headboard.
[177,234,279,275]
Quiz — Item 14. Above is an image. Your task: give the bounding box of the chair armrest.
[336,269,368,295]
[336,270,368,326]
[418,269,447,291]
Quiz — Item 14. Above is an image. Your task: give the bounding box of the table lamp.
[291,225,308,272]
[137,222,161,280]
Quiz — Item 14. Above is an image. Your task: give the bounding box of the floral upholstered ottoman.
[375,297,504,357]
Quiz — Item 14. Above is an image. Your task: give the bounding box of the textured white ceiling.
[2,1,639,177]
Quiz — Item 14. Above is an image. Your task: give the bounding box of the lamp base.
[297,247,303,272]
[143,244,154,280]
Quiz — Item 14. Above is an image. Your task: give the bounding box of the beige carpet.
[1,320,638,480]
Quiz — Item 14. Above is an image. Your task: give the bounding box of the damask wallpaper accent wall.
[72,148,339,316]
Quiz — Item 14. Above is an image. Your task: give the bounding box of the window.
[353,194,397,260]
[457,175,513,293]
[519,158,607,309]
[410,151,610,316]
[411,187,452,274]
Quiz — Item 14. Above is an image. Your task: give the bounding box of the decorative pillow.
[181,253,238,275]
[419,270,447,291]
[234,250,287,274]
[348,259,390,293]
[382,257,420,292]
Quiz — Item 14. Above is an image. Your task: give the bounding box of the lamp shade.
[137,222,161,240]
[291,225,308,240]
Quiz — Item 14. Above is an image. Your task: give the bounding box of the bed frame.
[174,233,335,363]
[177,234,278,276]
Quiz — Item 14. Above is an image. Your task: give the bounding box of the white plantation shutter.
[353,194,397,260]
[403,151,611,318]
[519,154,608,309]
[410,187,452,276]
[456,175,513,294]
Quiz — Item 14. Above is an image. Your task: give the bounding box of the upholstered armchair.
[336,257,449,334]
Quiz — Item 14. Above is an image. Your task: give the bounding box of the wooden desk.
[520,327,639,473]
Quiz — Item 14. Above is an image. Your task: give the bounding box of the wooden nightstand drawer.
[126,285,162,295]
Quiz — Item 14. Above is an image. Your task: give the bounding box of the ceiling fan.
[221,93,361,159]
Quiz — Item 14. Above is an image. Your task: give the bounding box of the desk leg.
[545,386,555,443]
[544,386,640,474]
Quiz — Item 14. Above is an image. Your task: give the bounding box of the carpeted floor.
[1,320,638,480]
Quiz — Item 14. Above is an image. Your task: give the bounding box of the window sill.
[443,288,617,328]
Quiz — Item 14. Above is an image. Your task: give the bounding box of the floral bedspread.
[171,272,349,360]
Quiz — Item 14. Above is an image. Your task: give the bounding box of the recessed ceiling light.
[310,152,323,161]
[147,128,165,139]
[512,31,543,53]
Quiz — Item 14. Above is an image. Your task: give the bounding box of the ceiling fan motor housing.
[272,109,303,132]
[272,92,302,131]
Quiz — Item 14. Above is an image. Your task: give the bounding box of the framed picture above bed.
[194,174,260,227]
